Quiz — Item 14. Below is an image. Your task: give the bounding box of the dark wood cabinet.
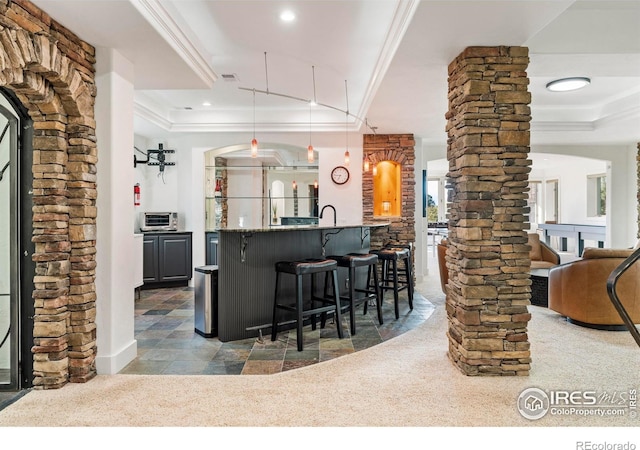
[205,232,218,265]
[142,232,192,287]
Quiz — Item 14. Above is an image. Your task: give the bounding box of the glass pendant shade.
[251,138,258,158]
[307,144,314,163]
[344,150,350,166]
[363,156,370,172]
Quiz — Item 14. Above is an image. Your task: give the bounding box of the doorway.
[0,88,35,392]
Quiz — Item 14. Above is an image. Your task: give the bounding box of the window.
[587,174,606,217]
[427,177,448,223]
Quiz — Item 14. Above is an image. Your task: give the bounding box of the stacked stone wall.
[362,134,416,251]
[445,46,532,376]
[0,0,97,388]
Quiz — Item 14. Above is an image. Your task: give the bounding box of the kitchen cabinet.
[142,232,193,287]
[206,232,218,265]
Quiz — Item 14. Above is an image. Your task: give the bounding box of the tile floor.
[119,282,435,376]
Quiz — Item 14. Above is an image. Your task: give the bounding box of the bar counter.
[217,222,388,341]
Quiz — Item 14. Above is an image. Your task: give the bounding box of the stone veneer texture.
[362,133,416,251]
[0,0,98,388]
[445,46,532,376]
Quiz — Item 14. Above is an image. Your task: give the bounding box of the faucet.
[319,204,336,227]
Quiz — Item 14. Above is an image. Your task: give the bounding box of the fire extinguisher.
[134,183,141,206]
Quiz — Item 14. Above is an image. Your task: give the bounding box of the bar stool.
[325,253,383,336]
[371,245,414,319]
[271,258,344,351]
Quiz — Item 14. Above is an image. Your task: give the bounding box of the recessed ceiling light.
[546,77,591,92]
[202,101,211,107]
[280,10,295,22]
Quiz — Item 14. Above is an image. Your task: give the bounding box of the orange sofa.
[548,248,640,329]
[437,233,560,294]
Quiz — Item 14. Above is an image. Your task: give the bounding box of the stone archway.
[0,1,98,389]
[362,134,416,251]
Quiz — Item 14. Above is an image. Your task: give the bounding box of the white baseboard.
[95,339,138,375]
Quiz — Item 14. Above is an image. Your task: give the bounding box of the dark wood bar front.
[217,224,388,341]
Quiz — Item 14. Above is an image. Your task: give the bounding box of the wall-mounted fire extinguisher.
[134,183,141,206]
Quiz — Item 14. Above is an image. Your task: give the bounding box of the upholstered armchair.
[528,233,561,269]
[548,248,640,329]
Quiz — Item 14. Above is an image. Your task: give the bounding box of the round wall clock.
[331,166,350,185]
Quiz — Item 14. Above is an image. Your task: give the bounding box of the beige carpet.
[1,279,639,430]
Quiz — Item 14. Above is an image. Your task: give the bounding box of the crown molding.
[357,0,421,121]
[130,0,218,88]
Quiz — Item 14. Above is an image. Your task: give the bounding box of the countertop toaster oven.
[140,212,178,231]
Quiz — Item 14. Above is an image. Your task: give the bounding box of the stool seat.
[325,253,382,335]
[271,258,343,351]
[371,245,414,319]
[373,247,410,260]
[327,253,378,268]
[275,258,337,275]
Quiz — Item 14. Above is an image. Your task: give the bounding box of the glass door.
[0,99,18,390]
[0,88,33,391]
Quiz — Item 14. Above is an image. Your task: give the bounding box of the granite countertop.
[216,222,389,233]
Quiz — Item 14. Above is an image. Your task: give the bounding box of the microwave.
[140,212,178,232]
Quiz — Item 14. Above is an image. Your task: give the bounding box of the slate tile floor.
[119,283,434,376]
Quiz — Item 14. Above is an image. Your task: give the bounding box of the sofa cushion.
[528,233,543,261]
[582,248,634,259]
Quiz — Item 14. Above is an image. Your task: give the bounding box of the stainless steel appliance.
[140,212,178,231]
[194,265,218,337]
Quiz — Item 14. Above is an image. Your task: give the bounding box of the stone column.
[445,46,532,376]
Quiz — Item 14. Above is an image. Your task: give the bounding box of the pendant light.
[363,154,370,172]
[307,66,317,163]
[344,80,350,166]
[251,88,258,157]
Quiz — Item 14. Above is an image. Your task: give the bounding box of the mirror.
[205,146,318,230]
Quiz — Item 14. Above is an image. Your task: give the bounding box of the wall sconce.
[372,164,378,176]
[292,180,297,190]
[382,201,391,215]
[363,154,370,172]
[314,180,318,189]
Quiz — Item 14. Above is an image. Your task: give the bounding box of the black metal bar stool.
[371,245,414,319]
[325,253,383,336]
[271,258,343,351]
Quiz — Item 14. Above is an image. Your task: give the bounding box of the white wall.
[94,48,137,374]
[530,155,607,226]
[133,136,181,231]
[534,144,638,248]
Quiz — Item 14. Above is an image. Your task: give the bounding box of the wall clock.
[331,166,350,185]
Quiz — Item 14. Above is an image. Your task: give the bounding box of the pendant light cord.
[264,52,270,94]
[345,79,349,151]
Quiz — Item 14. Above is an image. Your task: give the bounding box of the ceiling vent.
[221,73,239,82]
